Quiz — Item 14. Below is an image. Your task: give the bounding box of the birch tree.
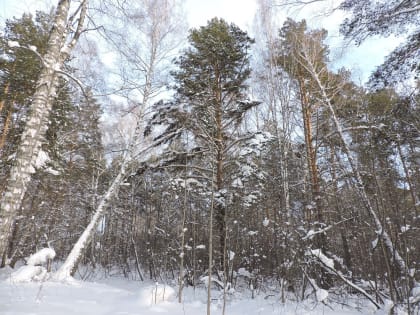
[252,1,302,297]
[0,0,88,266]
[253,0,295,221]
[55,0,186,280]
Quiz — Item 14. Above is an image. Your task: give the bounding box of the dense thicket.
[0,2,418,313]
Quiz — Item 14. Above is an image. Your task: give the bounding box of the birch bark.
[55,0,185,279]
[0,0,87,265]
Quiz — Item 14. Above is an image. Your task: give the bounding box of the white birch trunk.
[54,162,127,279]
[55,0,185,279]
[254,0,293,218]
[0,0,81,264]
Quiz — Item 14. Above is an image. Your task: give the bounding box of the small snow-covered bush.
[10,247,56,283]
[27,248,56,266]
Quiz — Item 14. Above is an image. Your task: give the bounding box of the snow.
[27,248,56,266]
[35,150,51,168]
[240,164,253,177]
[46,167,60,175]
[400,225,410,233]
[199,275,225,289]
[139,283,176,305]
[237,267,251,278]
[0,267,397,315]
[9,248,56,283]
[262,217,269,227]
[232,177,243,188]
[308,249,335,269]
[28,45,37,52]
[10,265,47,283]
[305,229,315,240]
[315,288,329,302]
[228,250,235,261]
[7,40,20,48]
[60,45,71,55]
[243,193,258,206]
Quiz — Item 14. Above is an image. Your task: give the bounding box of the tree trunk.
[214,70,226,273]
[0,0,74,265]
[0,104,13,152]
[298,76,321,223]
[297,75,326,254]
[308,65,408,277]
[54,163,126,279]
[55,0,183,279]
[207,166,215,315]
[396,140,418,217]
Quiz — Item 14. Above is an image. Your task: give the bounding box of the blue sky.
[0,0,403,84]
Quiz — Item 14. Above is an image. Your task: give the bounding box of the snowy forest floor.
[0,267,397,315]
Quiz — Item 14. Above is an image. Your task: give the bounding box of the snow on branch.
[324,125,386,140]
[308,249,381,309]
[302,217,355,240]
[301,268,329,303]
[55,69,89,99]
[7,40,20,48]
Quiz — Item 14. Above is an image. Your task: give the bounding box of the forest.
[0,0,419,314]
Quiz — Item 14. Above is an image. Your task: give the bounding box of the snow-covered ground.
[0,267,397,315]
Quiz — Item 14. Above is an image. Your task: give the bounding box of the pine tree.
[339,0,420,87]
[0,12,52,182]
[147,17,259,275]
[275,19,329,251]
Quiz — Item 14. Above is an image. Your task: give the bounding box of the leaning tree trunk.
[304,60,409,276]
[54,162,127,280]
[55,0,185,280]
[0,0,87,266]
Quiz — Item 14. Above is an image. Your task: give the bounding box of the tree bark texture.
[0,0,73,265]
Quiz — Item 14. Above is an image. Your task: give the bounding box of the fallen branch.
[309,250,381,309]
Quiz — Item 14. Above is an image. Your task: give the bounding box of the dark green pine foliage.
[147,18,258,271]
[172,17,255,135]
[339,0,420,87]
[0,12,52,186]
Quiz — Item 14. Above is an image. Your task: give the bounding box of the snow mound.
[9,248,55,283]
[237,267,251,278]
[315,288,329,302]
[11,265,47,283]
[139,284,176,305]
[27,247,56,266]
